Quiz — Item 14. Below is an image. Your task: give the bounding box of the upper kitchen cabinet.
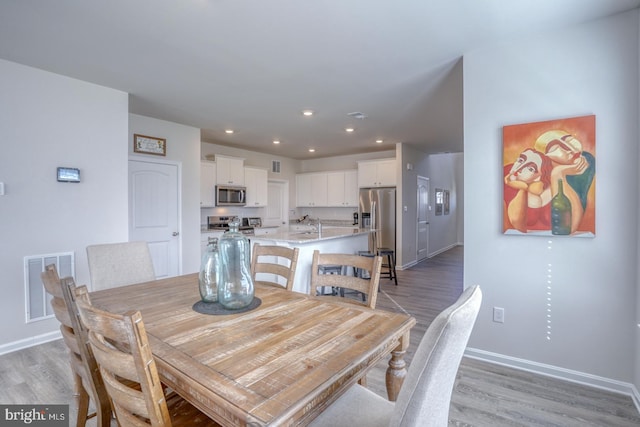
[200,161,217,207]
[215,155,245,185]
[296,173,328,207]
[326,170,358,207]
[357,158,396,187]
[244,166,268,207]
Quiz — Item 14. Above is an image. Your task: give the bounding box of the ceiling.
[1,1,639,159]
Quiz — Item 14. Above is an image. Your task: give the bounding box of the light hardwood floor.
[1,246,638,426]
[369,246,640,426]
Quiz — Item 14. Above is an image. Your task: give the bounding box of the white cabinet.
[344,170,358,205]
[357,159,396,187]
[296,170,357,207]
[216,155,245,185]
[200,161,217,207]
[326,170,358,207]
[244,167,268,207]
[296,173,328,207]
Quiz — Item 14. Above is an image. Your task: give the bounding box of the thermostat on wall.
[57,167,81,183]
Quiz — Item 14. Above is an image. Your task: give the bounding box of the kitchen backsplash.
[200,206,358,228]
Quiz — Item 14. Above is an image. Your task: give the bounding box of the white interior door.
[129,159,180,279]
[264,180,289,227]
[417,176,430,262]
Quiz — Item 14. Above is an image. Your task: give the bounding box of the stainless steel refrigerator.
[359,187,396,254]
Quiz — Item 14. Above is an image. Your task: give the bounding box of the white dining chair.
[308,285,482,427]
[86,241,155,291]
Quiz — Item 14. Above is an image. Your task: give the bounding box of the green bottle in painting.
[551,179,571,235]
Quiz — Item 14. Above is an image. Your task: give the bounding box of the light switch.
[0,182,5,196]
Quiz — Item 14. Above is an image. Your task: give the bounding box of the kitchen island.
[251,227,370,294]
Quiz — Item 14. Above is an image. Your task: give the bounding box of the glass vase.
[218,218,255,309]
[199,237,220,302]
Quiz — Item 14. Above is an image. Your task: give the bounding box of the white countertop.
[252,227,370,244]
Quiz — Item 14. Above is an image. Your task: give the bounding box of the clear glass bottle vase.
[218,218,255,309]
[199,238,220,302]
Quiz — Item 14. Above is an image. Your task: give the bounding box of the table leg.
[385,331,410,401]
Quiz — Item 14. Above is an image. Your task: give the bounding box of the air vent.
[347,112,367,119]
[24,252,75,323]
[272,160,281,174]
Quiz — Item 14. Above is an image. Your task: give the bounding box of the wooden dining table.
[89,273,416,426]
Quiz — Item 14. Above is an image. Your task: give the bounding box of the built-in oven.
[216,185,246,206]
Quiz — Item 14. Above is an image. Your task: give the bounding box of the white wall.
[399,144,423,268]
[427,153,463,255]
[464,9,639,393]
[636,9,640,397]
[129,115,202,274]
[0,60,129,350]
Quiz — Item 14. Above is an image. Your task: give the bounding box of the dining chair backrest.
[390,285,482,426]
[86,241,155,291]
[310,250,382,309]
[251,243,300,291]
[73,284,173,427]
[41,265,112,427]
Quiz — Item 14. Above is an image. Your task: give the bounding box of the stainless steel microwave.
[216,185,246,206]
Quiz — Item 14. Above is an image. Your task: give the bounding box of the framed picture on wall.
[444,190,450,215]
[134,134,166,156]
[502,115,596,237]
[435,188,443,216]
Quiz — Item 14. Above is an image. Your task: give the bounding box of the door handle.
[172,232,179,236]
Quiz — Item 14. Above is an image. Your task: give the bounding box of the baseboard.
[632,384,640,415]
[428,243,459,259]
[399,243,464,271]
[0,331,61,356]
[465,347,640,415]
[398,260,416,271]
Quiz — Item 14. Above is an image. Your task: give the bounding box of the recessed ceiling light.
[273,140,280,144]
[308,148,315,153]
[376,139,383,144]
[224,129,234,134]
[302,110,314,116]
[345,128,355,133]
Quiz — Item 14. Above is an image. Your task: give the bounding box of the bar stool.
[351,251,377,297]
[377,248,397,286]
[354,251,375,278]
[318,265,343,296]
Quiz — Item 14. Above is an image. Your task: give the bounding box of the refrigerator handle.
[371,201,376,231]
[370,201,378,254]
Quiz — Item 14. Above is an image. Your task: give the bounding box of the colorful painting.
[503,115,596,237]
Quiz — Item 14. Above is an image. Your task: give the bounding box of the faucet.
[311,218,322,234]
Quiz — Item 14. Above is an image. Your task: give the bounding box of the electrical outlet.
[493,307,505,323]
